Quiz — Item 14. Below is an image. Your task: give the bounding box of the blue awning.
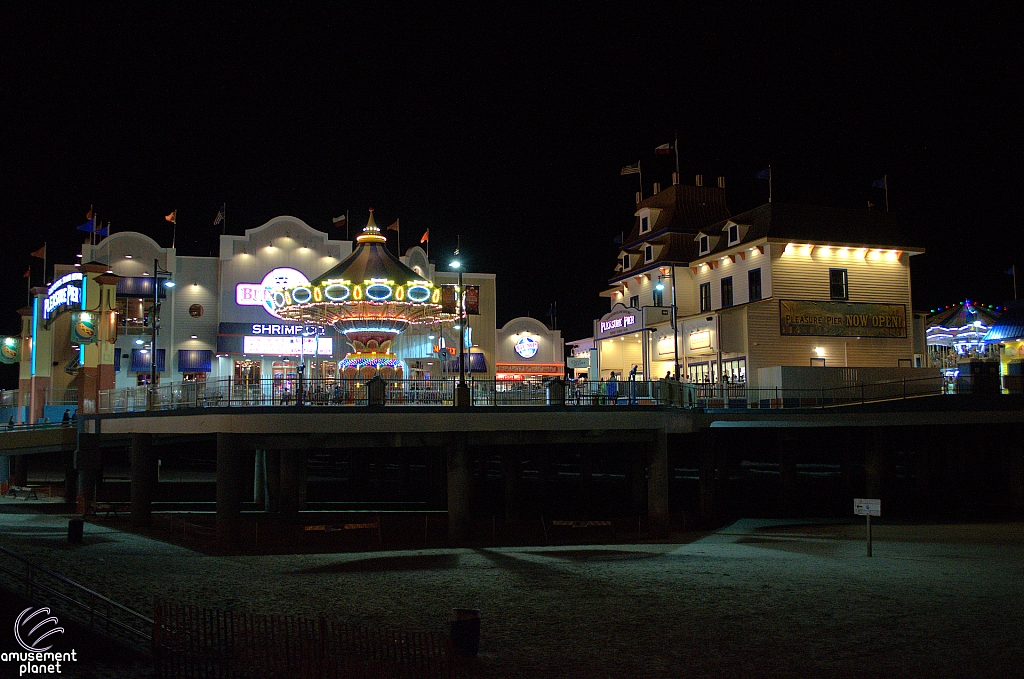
[982,302,1024,343]
[117,277,167,299]
[130,348,165,372]
[178,349,212,373]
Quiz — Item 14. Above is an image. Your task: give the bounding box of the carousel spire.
[356,208,387,244]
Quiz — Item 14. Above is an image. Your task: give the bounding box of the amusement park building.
[7,213,515,421]
[586,179,926,388]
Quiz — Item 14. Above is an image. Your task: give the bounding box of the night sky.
[2,5,1021,387]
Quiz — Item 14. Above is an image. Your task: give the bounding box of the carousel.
[271,210,449,379]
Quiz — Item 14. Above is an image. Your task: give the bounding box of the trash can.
[366,376,386,406]
[450,608,480,657]
[545,379,565,406]
[68,518,84,544]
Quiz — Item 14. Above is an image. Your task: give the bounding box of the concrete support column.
[130,433,157,527]
[502,451,521,525]
[253,449,267,506]
[11,455,28,487]
[579,450,594,514]
[62,449,78,504]
[264,449,281,514]
[628,448,647,515]
[698,431,717,522]
[447,434,471,545]
[76,433,101,513]
[648,429,670,536]
[215,433,245,543]
[864,428,886,501]
[279,450,307,522]
[779,432,798,514]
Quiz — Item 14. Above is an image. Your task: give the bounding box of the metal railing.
[44,387,78,405]
[90,373,987,414]
[0,544,153,650]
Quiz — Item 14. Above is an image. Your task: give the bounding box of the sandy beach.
[1,501,1022,678]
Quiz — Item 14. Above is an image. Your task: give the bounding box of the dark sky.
[2,5,1021,366]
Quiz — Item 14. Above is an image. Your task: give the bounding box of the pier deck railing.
[93,374,971,414]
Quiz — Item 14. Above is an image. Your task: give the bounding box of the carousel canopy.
[271,210,448,329]
[925,301,1000,346]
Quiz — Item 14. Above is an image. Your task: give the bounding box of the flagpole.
[26,266,31,308]
[884,174,889,213]
[638,161,643,199]
[1014,265,1018,300]
[346,210,350,241]
[43,243,47,286]
[769,165,773,203]
[397,218,401,256]
[673,131,680,183]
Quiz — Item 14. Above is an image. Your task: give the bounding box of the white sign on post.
[854,498,881,516]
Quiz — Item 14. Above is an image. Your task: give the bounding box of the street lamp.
[657,269,680,380]
[148,258,174,409]
[449,257,466,389]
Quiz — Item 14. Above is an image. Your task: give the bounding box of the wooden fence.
[153,599,468,679]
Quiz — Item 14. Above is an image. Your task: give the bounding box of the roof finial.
[357,208,386,244]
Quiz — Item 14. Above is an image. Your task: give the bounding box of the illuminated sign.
[514,336,539,359]
[779,300,907,338]
[567,357,590,369]
[689,330,712,350]
[242,336,334,356]
[44,272,84,319]
[0,337,19,364]
[496,363,563,375]
[236,268,309,319]
[597,307,640,338]
[250,324,324,336]
[70,311,98,345]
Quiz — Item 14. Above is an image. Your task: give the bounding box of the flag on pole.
[620,163,641,175]
[76,218,96,232]
[95,223,108,237]
[655,143,672,155]
[755,168,771,179]
[85,206,93,220]
[871,177,887,190]
[332,214,346,228]
[165,211,177,224]
[386,219,399,231]
[23,268,30,279]
[867,201,875,209]
[213,204,225,226]
[1006,266,1016,275]
[31,245,46,259]
[420,230,429,243]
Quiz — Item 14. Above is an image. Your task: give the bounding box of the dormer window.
[699,235,710,255]
[728,223,739,245]
[640,214,651,234]
[621,254,630,271]
[644,244,654,263]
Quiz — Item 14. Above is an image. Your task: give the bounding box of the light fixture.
[76,254,82,259]
[190,335,198,339]
[814,347,825,357]
[135,339,144,345]
[125,255,132,259]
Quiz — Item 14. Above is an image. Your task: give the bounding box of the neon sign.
[236,268,309,319]
[242,336,334,356]
[514,336,539,359]
[600,314,636,334]
[44,272,84,319]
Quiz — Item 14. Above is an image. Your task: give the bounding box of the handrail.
[0,544,152,648]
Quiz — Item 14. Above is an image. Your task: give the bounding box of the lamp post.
[657,268,680,380]
[148,258,174,409]
[449,258,466,389]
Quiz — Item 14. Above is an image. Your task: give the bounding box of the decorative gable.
[721,220,749,247]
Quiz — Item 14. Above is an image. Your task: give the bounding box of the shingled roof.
[697,203,921,259]
[621,183,731,247]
